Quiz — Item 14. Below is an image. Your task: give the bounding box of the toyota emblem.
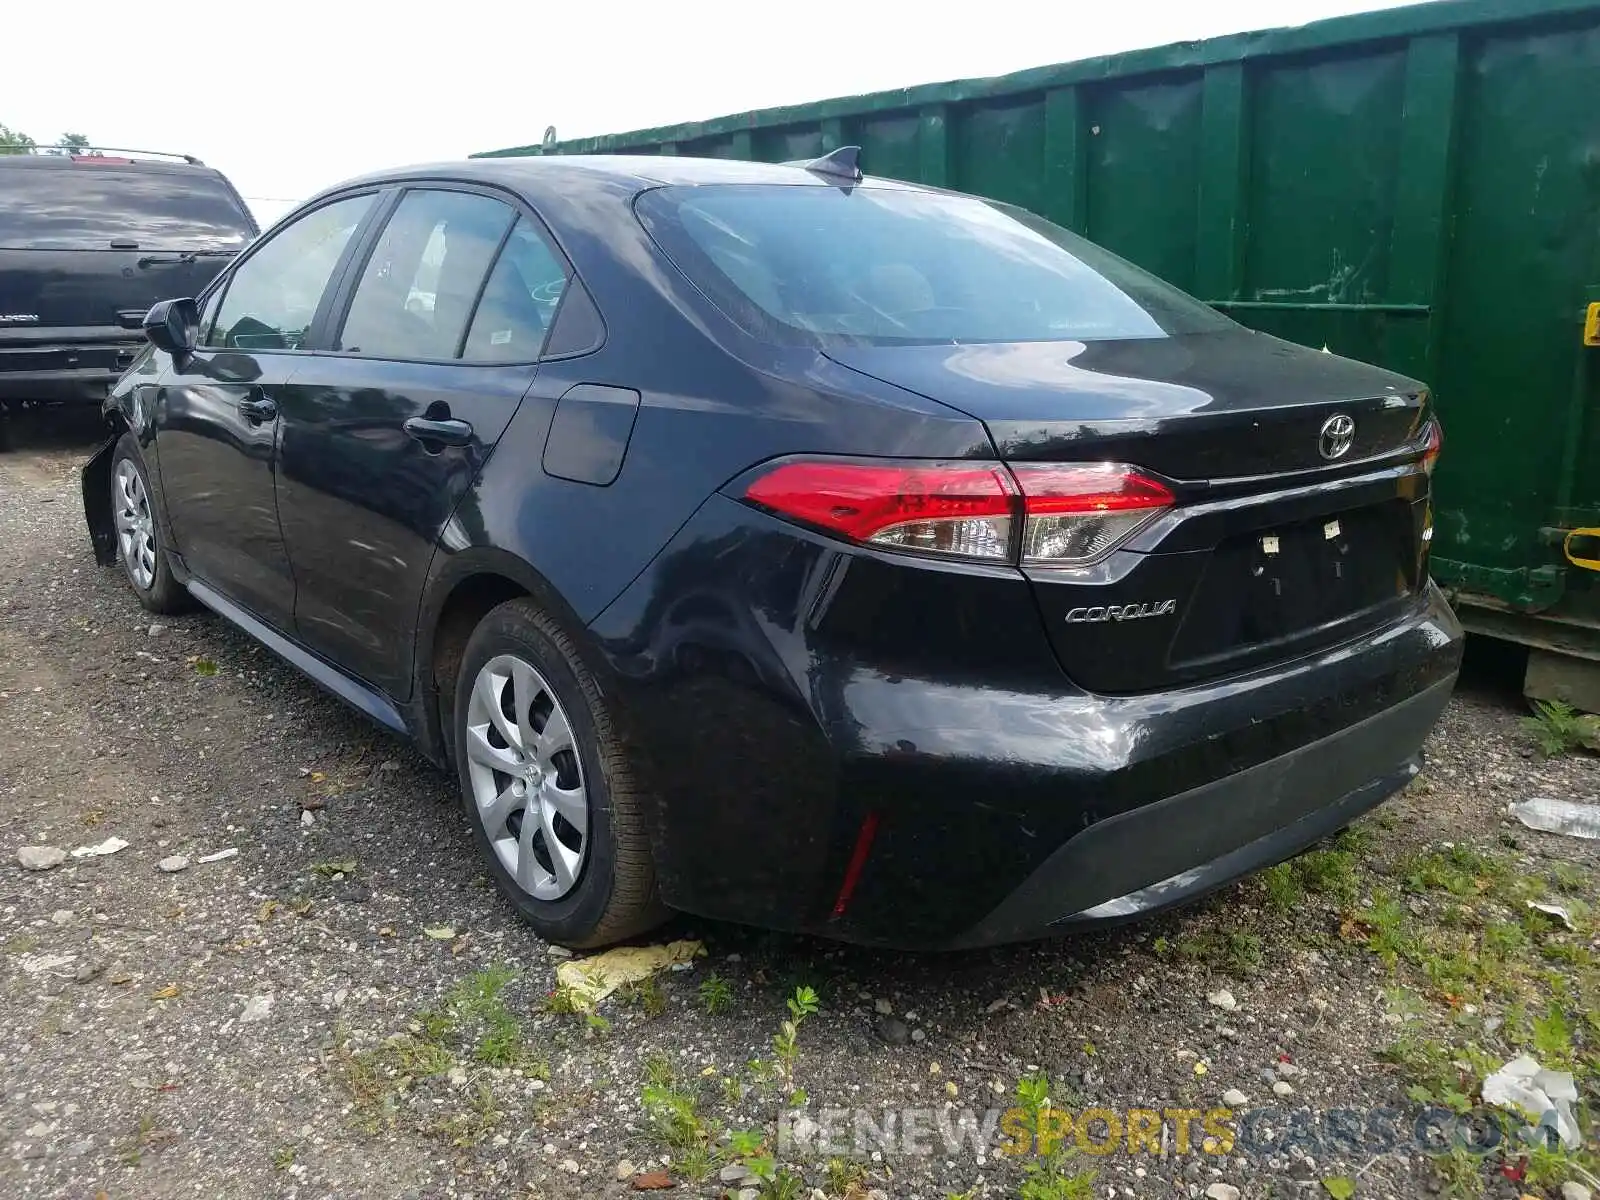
[1318,413,1356,461]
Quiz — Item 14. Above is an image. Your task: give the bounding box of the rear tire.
[110,434,188,615]
[453,598,665,948]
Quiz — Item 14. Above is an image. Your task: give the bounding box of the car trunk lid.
[825,328,1425,477]
[826,329,1436,693]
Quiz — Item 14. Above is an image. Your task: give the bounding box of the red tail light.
[1420,418,1442,475]
[742,460,1018,560]
[741,458,1173,565]
[1009,463,1175,564]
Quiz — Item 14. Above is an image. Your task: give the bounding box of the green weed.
[1019,1162,1096,1200]
[1179,928,1264,974]
[1363,890,1415,965]
[1260,862,1302,911]
[619,975,668,1018]
[772,986,819,1085]
[1531,1003,1574,1067]
[1550,862,1588,894]
[671,1142,717,1182]
[700,971,735,1015]
[1520,699,1597,757]
[825,1156,868,1194]
[1429,1146,1485,1198]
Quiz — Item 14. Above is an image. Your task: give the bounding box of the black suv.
[0,149,256,412]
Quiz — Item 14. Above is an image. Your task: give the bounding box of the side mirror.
[143,297,199,358]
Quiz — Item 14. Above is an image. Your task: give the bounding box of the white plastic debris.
[70,836,129,858]
[1526,901,1577,931]
[1509,797,1600,839]
[1481,1054,1580,1149]
[196,848,238,864]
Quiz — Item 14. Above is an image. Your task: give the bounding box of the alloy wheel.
[463,653,589,900]
[112,459,156,590]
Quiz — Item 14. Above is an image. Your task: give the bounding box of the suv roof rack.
[21,146,205,165]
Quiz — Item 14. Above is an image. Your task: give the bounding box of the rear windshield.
[0,163,255,251]
[635,184,1231,347]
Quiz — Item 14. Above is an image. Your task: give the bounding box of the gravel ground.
[2,419,1597,1200]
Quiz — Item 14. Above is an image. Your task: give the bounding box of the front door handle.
[403,416,474,446]
[238,395,277,424]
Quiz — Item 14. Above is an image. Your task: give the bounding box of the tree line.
[1,125,90,154]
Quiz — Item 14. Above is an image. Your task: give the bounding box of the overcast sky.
[5,0,1417,228]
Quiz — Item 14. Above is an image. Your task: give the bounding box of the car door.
[153,192,378,626]
[273,186,570,697]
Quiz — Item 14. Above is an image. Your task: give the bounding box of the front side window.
[461,217,569,362]
[207,194,374,350]
[196,285,224,346]
[635,184,1233,346]
[337,190,513,360]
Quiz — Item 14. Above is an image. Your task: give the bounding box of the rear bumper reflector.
[830,811,881,919]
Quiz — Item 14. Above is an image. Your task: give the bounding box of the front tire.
[453,598,665,948]
[110,434,188,614]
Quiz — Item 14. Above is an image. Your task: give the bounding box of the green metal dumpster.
[479,0,1600,707]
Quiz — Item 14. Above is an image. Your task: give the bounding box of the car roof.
[0,154,225,178]
[325,154,933,199]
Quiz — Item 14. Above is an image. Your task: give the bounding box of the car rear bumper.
[591,495,1464,950]
[0,333,141,404]
[0,365,125,404]
[949,672,1452,947]
[820,586,1459,950]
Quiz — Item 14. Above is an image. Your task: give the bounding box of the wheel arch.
[413,549,590,769]
[81,411,135,567]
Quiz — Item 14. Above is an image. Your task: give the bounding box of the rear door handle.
[403,416,474,446]
[238,395,277,424]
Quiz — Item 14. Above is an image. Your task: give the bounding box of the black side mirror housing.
[143,297,199,358]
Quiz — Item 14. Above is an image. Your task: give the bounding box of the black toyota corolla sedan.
[81,149,1461,949]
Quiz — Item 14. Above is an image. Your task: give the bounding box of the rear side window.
[461,218,569,362]
[636,184,1232,346]
[337,190,513,360]
[208,194,374,351]
[0,163,255,251]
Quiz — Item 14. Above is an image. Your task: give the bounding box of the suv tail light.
[741,458,1174,566]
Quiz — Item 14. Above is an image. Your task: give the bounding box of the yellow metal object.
[1585,301,1600,346]
[1564,526,1600,571]
[554,939,705,1010]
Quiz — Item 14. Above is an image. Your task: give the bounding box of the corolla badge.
[1065,599,1177,624]
[1318,413,1356,460]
